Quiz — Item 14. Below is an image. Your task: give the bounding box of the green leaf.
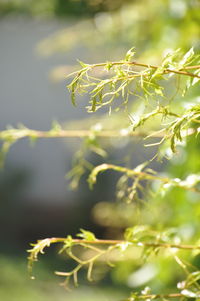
[77,229,97,241]
[192,70,200,86]
[180,47,194,66]
[64,235,74,248]
[77,59,88,68]
[125,47,136,62]
[105,62,113,71]
[50,120,62,135]
[162,48,181,68]
[124,225,150,241]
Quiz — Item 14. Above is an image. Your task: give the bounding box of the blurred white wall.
[0,16,85,203]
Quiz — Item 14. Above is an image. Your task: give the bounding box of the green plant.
[1,46,200,300]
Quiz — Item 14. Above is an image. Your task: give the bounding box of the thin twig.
[90,163,200,194]
[75,61,200,79]
[0,127,198,140]
[43,237,200,250]
[24,129,161,138]
[123,292,183,300]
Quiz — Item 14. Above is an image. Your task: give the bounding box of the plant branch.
[72,61,200,79]
[89,163,200,194]
[0,127,197,141]
[38,237,200,250]
[124,292,184,300]
[16,129,162,138]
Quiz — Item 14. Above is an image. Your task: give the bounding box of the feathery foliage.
[20,48,200,298]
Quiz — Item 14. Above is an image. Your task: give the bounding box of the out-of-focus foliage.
[0,255,124,301]
[0,0,131,17]
[36,0,200,59]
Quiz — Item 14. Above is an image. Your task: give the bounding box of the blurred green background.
[0,0,199,300]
